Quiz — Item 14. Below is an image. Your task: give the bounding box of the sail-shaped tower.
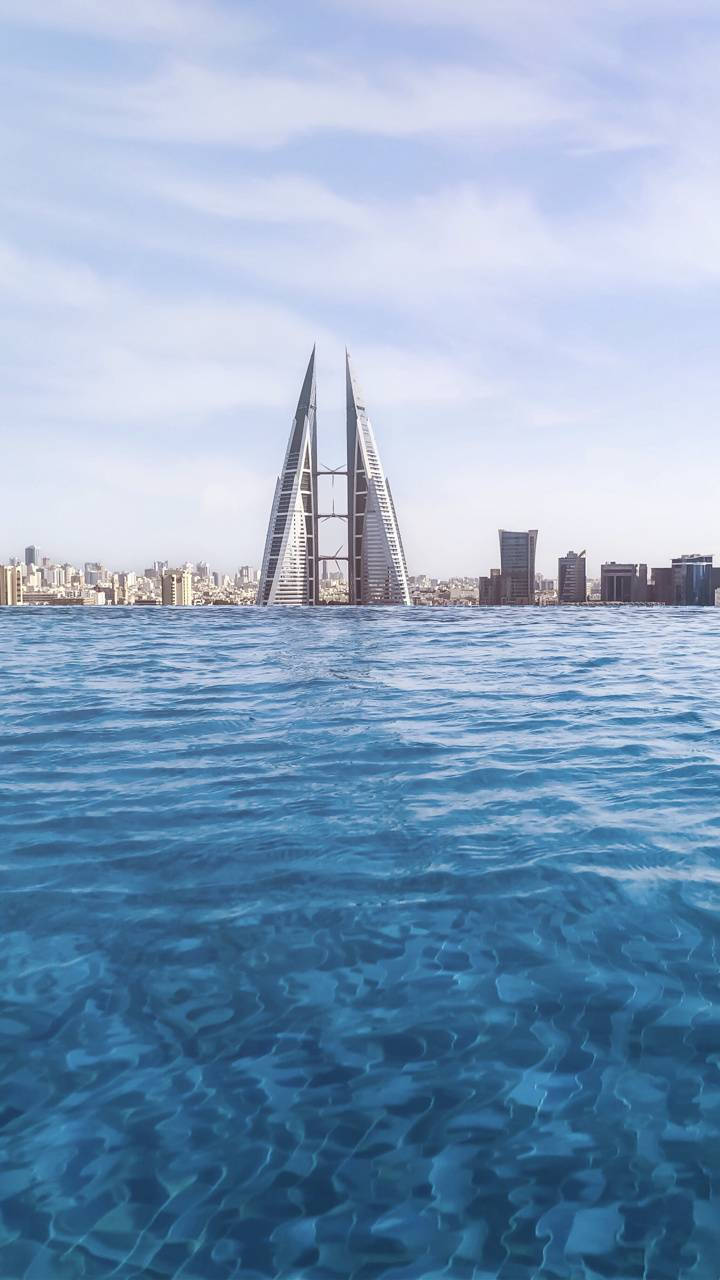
[346,352,411,605]
[257,349,319,605]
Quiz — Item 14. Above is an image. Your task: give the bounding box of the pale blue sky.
[2,0,720,576]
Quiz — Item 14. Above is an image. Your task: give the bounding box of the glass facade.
[499,530,537,605]
[672,557,713,607]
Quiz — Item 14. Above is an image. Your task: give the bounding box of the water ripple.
[1,606,720,1278]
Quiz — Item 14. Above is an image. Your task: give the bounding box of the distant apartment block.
[161,570,192,606]
[0,565,23,605]
[600,562,647,603]
[499,530,538,605]
[558,550,586,604]
[671,555,714,606]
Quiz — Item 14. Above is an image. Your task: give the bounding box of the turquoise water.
[2,606,720,1279]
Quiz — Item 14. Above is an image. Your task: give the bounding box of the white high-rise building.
[0,565,23,605]
[346,352,411,606]
[257,349,318,606]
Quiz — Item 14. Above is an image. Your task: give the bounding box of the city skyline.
[6,536,720,591]
[5,541,720,608]
[4,2,720,576]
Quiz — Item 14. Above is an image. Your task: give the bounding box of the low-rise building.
[600,562,647,604]
[650,567,673,605]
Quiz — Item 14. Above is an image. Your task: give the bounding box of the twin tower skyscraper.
[257,349,411,606]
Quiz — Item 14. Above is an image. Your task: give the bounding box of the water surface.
[2,607,720,1278]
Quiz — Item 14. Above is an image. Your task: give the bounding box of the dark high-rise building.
[478,570,502,606]
[24,545,39,567]
[558,550,586,604]
[499,530,537,605]
[650,567,673,605]
[257,349,319,606]
[600,562,647,603]
[672,555,714,606]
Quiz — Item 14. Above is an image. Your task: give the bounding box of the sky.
[2,0,720,577]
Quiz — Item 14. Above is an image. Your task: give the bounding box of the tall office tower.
[0,565,23,605]
[558,550,587,604]
[601,562,648,603]
[161,569,192,606]
[257,349,319,606]
[24,545,38,568]
[499,530,538,605]
[346,352,411,606]
[671,554,714,606]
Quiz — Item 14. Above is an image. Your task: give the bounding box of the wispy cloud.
[65,60,576,148]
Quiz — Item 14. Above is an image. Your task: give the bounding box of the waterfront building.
[558,550,586,604]
[671,554,714,606]
[499,530,538,605]
[346,352,411,605]
[600,562,647,603]
[478,569,502,606]
[650,567,673,605]
[257,349,318,606]
[0,565,23,605]
[161,569,192,606]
